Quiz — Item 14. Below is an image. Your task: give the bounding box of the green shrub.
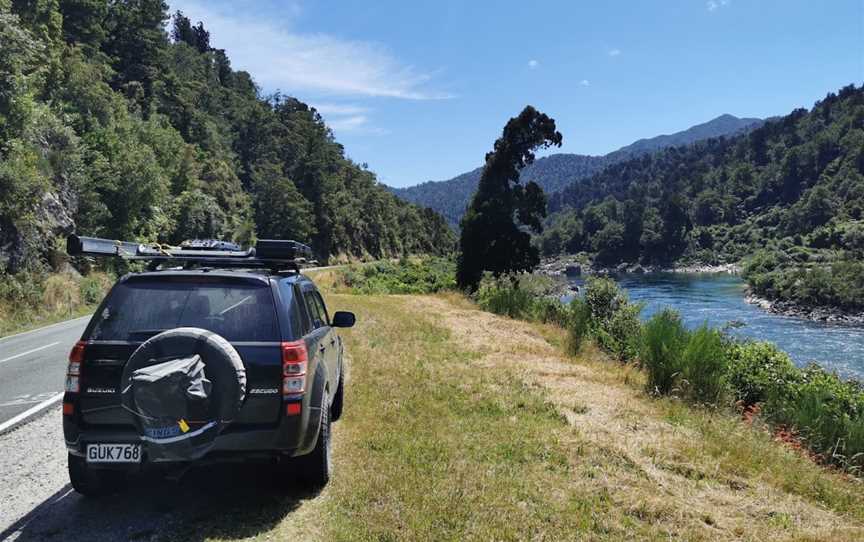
[530,297,571,327]
[581,277,642,362]
[765,365,864,469]
[79,273,112,305]
[743,248,864,311]
[476,280,535,319]
[566,298,591,355]
[641,309,688,396]
[727,341,800,405]
[680,325,729,404]
[595,302,643,362]
[339,257,457,294]
[583,276,623,324]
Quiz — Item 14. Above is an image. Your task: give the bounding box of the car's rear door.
[78,275,285,427]
[300,284,333,400]
[311,289,339,385]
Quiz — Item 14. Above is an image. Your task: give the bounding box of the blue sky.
[169,0,863,188]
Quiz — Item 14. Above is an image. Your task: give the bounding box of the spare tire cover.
[120,327,246,461]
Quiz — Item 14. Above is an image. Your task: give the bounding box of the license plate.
[86,443,142,463]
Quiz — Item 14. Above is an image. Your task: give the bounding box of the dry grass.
[0,271,111,337]
[227,290,864,541]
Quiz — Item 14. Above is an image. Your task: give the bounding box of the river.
[567,273,864,382]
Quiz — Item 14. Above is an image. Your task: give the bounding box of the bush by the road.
[641,309,689,396]
[565,298,591,354]
[727,341,801,406]
[765,365,864,471]
[337,257,456,295]
[680,324,729,404]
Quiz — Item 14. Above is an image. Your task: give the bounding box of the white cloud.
[327,115,369,131]
[528,59,539,69]
[707,0,730,11]
[311,103,369,116]
[168,0,452,100]
[579,79,590,87]
[311,104,389,135]
[608,48,621,57]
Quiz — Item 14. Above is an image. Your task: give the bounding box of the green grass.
[185,290,864,541]
[322,296,619,540]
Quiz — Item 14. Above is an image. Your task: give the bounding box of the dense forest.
[392,114,762,227]
[0,0,454,273]
[542,84,864,310]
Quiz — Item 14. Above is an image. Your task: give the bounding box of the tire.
[68,454,127,497]
[298,402,332,489]
[331,370,344,422]
[120,327,246,462]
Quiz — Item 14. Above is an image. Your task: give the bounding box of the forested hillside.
[542,85,864,310]
[392,114,762,227]
[0,0,453,272]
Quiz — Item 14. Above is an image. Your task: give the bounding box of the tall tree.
[456,106,562,290]
[104,0,168,110]
[58,0,107,49]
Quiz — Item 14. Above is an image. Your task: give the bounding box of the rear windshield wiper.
[128,329,168,340]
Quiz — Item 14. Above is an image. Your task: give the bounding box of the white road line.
[0,392,64,434]
[0,314,91,343]
[0,342,60,364]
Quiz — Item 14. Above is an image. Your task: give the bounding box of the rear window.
[89,278,279,342]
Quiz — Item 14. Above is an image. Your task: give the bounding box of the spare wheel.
[120,327,246,462]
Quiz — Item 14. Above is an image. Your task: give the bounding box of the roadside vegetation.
[335,259,864,476]
[336,257,456,294]
[0,270,111,337]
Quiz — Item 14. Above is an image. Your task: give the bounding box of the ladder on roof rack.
[66,235,316,272]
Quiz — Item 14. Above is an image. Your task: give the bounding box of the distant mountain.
[604,113,763,163]
[391,114,764,227]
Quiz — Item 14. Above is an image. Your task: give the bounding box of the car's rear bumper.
[64,404,322,467]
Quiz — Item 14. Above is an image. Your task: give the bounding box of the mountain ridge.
[391,114,763,227]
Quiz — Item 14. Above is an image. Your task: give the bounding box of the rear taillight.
[281,341,308,399]
[65,340,86,393]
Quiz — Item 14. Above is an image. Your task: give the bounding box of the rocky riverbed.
[538,256,741,277]
[745,292,864,326]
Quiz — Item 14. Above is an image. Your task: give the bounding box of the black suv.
[62,259,354,496]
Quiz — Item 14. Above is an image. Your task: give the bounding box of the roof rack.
[66,235,316,272]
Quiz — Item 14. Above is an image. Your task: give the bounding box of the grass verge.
[263,290,864,541]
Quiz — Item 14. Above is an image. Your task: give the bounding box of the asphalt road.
[0,317,90,426]
[0,404,315,542]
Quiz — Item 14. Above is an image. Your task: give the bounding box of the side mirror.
[332,311,356,328]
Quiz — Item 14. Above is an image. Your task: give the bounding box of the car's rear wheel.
[68,454,127,497]
[297,402,332,489]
